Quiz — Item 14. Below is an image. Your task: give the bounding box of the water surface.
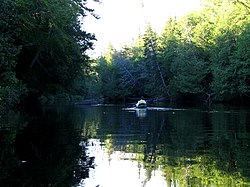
[0,104,250,186]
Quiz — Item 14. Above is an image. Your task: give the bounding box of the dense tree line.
[1,0,250,112]
[89,0,250,104]
[0,0,97,113]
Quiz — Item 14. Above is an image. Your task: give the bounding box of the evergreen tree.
[142,24,168,97]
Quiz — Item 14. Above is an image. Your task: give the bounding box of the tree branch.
[30,49,42,67]
[236,0,250,10]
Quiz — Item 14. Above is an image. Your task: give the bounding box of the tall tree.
[162,13,211,100]
[142,24,168,97]
[158,18,179,98]
[14,0,97,101]
[94,46,120,99]
[207,0,250,101]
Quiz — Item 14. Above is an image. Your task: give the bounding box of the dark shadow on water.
[0,106,94,187]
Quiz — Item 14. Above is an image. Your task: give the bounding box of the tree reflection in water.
[0,107,95,187]
[0,105,250,186]
[80,105,250,187]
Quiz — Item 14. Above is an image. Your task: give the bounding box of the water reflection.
[0,107,93,186]
[0,105,250,187]
[136,109,147,118]
[80,139,166,187]
[79,105,250,187]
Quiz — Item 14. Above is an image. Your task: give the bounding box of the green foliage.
[88,0,250,103]
[207,0,250,101]
[15,0,96,95]
[0,0,97,112]
[142,24,166,96]
[95,54,120,98]
[170,59,209,95]
[2,0,249,106]
[0,0,27,113]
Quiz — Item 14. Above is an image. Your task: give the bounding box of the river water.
[0,104,250,187]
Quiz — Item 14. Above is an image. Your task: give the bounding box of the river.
[0,104,250,187]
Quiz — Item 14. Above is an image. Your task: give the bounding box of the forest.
[1,0,250,114]
[88,0,250,104]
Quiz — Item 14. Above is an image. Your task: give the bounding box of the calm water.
[0,104,250,187]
